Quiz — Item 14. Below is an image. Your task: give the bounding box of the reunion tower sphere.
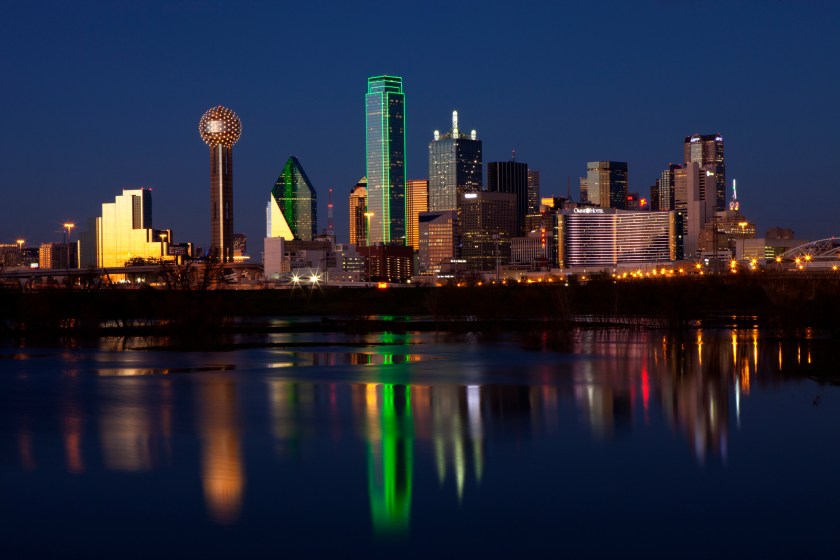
[199,105,242,147]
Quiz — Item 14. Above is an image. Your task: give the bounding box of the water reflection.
[365,384,413,535]
[197,380,245,524]
[3,328,836,541]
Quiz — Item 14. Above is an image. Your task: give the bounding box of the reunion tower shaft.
[199,106,241,263]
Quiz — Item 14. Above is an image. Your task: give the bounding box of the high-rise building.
[579,177,588,203]
[428,111,482,212]
[658,163,683,211]
[459,191,517,271]
[405,179,429,250]
[487,159,529,236]
[586,161,628,210]
[527,170,541,215]
[267,156,318,241]
[365,75,406,245]
[418,210,457,276]
[684,133,725,210]
[349,178,368,246]
[199,106,242,262]
[649,182,661,212]
[674,162,716,258]
[78,188,170,268]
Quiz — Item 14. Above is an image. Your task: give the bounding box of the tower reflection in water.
[364,384,413,535]
[359,382,486,535]
[7,329,828,534]
[197,380,245,524]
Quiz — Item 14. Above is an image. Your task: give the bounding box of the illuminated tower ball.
[199,106,242,263]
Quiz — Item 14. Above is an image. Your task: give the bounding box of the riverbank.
[1,275,838,338]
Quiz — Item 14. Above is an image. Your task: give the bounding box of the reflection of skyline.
[5,330,828,533]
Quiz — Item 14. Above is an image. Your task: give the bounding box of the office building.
[674,162,716,258]
[39,242,77,270]
[418,210,457,276]
[684,133,725,210]
[406,179,429,250]
[0,244,21,267]
[511,230,556,270]
[658,163,683,211]
[357,244,414,282]
[199,105,242,263]
[365,75,406,245]
[428,111,482,212]
[78,188,171,268]
[459,191,517,271]
[557,209,679,268]
[649,182,660,212]
[579,177,588,203]
[586,161,628,210]
[349,178,368,246]
[487,159,529,236]
[267,156,318,241]
[527,170,541,215]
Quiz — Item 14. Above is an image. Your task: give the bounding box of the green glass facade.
[365,76,406,245]
[268,156,318,241]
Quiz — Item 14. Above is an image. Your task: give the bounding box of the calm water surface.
[1,329,839,558]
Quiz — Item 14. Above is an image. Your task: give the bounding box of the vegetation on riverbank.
[1,274,839,339]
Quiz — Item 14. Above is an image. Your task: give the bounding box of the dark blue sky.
[2,0,838,250]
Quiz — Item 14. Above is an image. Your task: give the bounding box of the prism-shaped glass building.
[267,156,318,241]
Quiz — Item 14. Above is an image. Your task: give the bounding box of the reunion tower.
[199,106,241,263]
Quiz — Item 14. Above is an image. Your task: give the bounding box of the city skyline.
[2,1,839,251]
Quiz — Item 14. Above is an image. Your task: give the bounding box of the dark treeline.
[1,274,839,339]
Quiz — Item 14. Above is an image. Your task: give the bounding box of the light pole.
[63,222,75,267]
[16,239,24,267]
[364,212,374,285]
[738,221,748,263]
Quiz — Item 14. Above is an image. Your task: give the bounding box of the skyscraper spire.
[729,179,739,211]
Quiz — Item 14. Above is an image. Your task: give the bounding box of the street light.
[364,212,374,246]
[63,222,75,270]
[363,212,374,284]
[738,221,748,263]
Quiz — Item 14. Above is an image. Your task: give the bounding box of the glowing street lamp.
[63,222,75,270]
[364,212,374,246]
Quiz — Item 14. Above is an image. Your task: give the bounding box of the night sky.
[2,0,839,251]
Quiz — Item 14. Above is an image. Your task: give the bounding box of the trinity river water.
[1,328,839,558]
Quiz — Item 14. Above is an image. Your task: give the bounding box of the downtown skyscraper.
[267,156,318,241]
[684,133,725,210]
[586,161,628,210]
[487,158,529,235]
[365,76,406,245]
[428,111,482,212]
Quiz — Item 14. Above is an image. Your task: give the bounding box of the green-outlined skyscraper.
[365,76,406,245]
[267,156,318,241]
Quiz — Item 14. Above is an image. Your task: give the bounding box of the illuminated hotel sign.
[573,207,604,214]
[464,193,478,199]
